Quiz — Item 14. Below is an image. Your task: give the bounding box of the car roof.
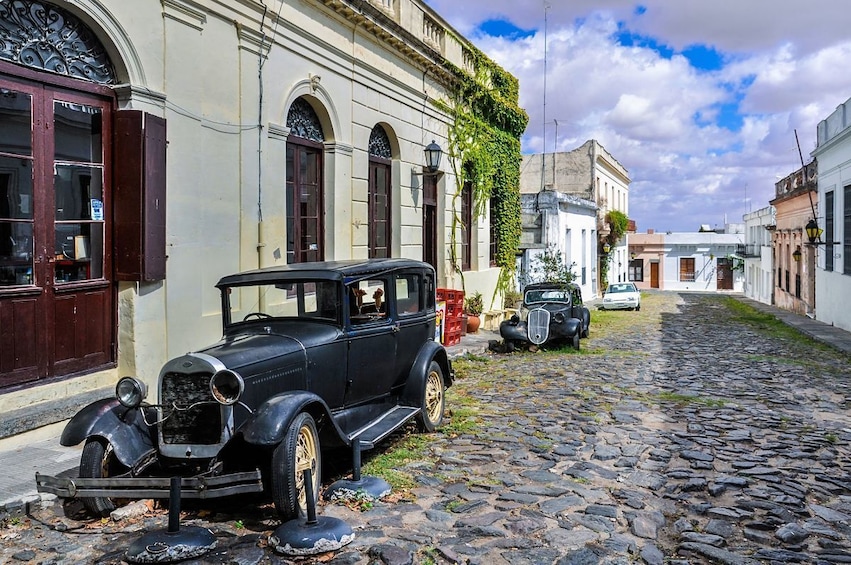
[216,258,434,288]
[524,282,580,291]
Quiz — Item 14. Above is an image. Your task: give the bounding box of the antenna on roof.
[541,2,550,191]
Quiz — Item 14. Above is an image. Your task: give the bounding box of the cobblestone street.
[2,292,850,564]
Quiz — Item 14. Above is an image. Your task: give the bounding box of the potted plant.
[464,291,483,333]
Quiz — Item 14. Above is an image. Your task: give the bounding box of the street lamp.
[792,246,802,262]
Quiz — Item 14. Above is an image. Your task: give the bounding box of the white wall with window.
[660,232,745,292]
[812,95,851,332]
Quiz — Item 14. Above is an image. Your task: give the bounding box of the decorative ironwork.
[286,97,324,142]
[368,124,391,159]
[0,0,116,84]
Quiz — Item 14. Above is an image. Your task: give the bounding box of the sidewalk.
[3,295,849,514]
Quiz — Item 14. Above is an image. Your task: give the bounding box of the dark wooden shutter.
[113,111,167,281]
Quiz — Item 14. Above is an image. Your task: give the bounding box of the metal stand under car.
[324,439,392,503]
[269,469,355,556]
[125,477,217,563]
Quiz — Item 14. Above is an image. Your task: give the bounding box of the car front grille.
[160,371,222,445]
[527,308,550,345]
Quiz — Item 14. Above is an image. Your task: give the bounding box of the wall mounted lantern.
[792,246,802,262]
[423,140,442,174]
[602,242,611,254]
[805,219,822,244]
[630,252,636,260]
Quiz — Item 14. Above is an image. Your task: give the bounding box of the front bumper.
[35,469,264,500]
[599,300,638,310]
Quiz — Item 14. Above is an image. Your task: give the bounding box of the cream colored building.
[0,0,519,437]
[520,140,630,295]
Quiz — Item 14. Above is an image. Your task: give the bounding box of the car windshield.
[525,289,571,304]
[607,284,636,293]
[225,280,341,324]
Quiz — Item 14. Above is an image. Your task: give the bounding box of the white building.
[742,206,776,305]
[520,140,630,296]
[518,189,598,299]
[812,96,851,332]
[658,228,745,292]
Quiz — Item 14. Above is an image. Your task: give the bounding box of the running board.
[349,406,420,449]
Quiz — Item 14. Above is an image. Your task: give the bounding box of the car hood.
[197,333,309,371]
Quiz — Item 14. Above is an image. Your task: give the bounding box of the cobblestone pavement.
[2,292,851,564]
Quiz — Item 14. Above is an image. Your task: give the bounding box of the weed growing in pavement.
[825,433,838,444]
[654,391,726,408]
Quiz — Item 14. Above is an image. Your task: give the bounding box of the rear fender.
[402,340,452,406]
[60,398,156,468]
[239,391,341,447]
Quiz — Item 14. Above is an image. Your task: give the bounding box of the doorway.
[0,76,114,388]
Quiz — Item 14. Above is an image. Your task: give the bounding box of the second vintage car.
[499,282,590,350]
[37,259,453,520]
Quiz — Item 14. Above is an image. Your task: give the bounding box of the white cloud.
[423,0,851,231]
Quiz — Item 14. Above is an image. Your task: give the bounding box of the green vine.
[604,210,629,246]
[436,47,528,303]
[599,210,630,290]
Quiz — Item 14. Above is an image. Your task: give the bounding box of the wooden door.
[0,76,114,388]
[717,258,733,290]
[650,262,659,288]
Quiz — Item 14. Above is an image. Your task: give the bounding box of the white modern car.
[599,282,641,311]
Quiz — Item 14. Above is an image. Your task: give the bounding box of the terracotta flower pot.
[466,315,480,333]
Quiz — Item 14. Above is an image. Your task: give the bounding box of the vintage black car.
[499,282,590,350]
[37,259,453,520]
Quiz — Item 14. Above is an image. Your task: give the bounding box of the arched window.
[368,125,391,258]
[0,1,116,84]
[286,98,324,263]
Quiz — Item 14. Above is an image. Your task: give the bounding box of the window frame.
[679,257,695,282]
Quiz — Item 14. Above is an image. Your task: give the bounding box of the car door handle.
[392,324,400,333]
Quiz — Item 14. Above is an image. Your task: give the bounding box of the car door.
[344,276,397,406]
[392,272,430,387]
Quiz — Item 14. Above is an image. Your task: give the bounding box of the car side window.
[349,278,388,324]
[395,274,422,316]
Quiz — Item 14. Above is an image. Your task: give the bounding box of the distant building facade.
[517,190,597,299]
[628,227,745,292]
[770,163,818,316]
[520,140,630,296]
[741,206,776,306]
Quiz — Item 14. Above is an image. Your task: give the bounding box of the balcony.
[736,244,762,258]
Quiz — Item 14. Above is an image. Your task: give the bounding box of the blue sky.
[424,0,851,232]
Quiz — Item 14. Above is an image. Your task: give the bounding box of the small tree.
[522,245,576,287]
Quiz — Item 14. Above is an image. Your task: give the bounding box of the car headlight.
[553,312,565,324]
[210,369,244,405]
[116,377,147,408]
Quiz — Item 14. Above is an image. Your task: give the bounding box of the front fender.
[402,340,452,406]
[239,391,338,447]
[60,398,156,468]
[500,320,528,342]
[554,317,581,339]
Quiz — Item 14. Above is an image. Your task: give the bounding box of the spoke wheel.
[79,439,127,517]
[417,361,445,432]
[271,412,321,520]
